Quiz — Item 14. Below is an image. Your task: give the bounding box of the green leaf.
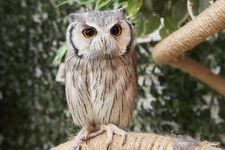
[52,42,68,66]
[192,0,198,16]
[76,0,94,5]
[159,27,168,39]
[144,15,160,35]
[135,17,145,37]
[56,0,73,6]
[199,0,210,12]
[172,0,188,24]
[159,17,178,39]
[164,17,178,32]
[57,0,94,6]
[126,0,143,17]
[95,0,112,10]
[112,0,126,9]
[191,0,210,16]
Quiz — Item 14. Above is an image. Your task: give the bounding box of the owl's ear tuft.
[119,8,126,15]
[117,8,126,19]
[69,13,80,22]
[118,8,126,16]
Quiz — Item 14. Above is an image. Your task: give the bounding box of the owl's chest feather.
[65,55,137,128]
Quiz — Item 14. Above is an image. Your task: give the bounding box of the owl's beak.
[103,35,116,53]
[91,34,119,56]
[100,37,107,48]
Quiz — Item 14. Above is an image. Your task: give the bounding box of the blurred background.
[0,0,225,149]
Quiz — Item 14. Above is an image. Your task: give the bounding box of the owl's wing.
[130,51,138,69]
[130,51,138,80]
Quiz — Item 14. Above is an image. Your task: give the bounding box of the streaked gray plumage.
[65,8,137,148]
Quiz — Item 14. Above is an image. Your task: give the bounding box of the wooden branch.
[152,0,225,97]
[51,132,221,150]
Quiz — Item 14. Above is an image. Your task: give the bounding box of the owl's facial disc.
[67,9,134,59]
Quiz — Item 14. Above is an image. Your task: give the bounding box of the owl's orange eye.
[82,27,97,38]
[110,25,122,36]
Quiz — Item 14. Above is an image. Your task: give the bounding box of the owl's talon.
[101,124,127,148]
[72,128,90,150]
[121,132,127,145]
[88,129,105,139]
[73,145,79,150]
[72,136,82,150]
[106,144,110,150]
[73,143,81,150]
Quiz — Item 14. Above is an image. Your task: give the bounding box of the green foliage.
[143,15,160,35]
[0,0,77,149]
[191,0,212,16]
[126,0,143,17]
[160,17,178,38]
[95,0,112,10]
[56,0,94,6]
[52,43,67,66]
[1,0,225,150]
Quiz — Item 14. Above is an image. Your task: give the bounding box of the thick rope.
[152,0,225,97]
[51,132,221,150]
[152,0,225,64]
[169,56,225,97]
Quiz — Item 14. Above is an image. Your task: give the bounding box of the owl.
[65,8,137,149]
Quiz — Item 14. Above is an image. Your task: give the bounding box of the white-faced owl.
[65,8,137,149]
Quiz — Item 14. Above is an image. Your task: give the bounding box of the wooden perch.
[152,0,225,97]
[51,132,221,150]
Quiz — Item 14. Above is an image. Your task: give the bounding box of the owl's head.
[66,8,135,59]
